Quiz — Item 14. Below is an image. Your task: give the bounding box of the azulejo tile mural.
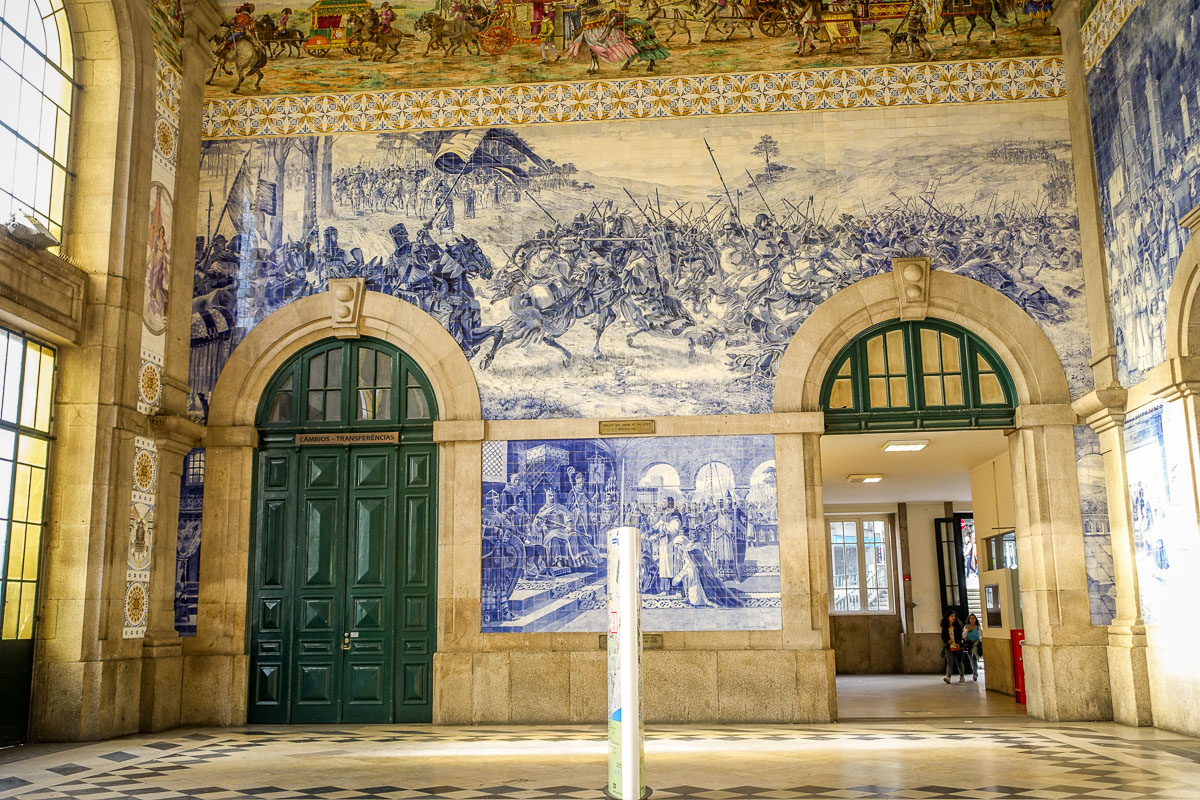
[189,104,1091,422]
[481,434,781,632]
[203,0,1060,99]
[1123,402,1200,626]
[1087,0,1199,386]
[1074,425,1115,625]
[201,56,1066,138]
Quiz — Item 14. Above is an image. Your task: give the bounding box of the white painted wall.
[905,502,949,634]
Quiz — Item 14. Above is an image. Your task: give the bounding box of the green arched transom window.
[820,319,1016,433]
[256,338,437,440]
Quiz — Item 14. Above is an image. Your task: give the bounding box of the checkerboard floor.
[3,719,1199,799]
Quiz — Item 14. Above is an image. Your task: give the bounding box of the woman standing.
[940,609,966,684]
[563,0,637,74]
[963,613,983,682]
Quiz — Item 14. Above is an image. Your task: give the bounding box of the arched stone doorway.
[180,283,479,726]
[774,268,1112,722]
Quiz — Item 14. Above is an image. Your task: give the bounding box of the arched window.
[256,338,437,439]
[820,319,1016,433]
[0,0,74,242]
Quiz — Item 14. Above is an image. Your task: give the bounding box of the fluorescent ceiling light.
[883,439,930,452]
[847,474,884,484]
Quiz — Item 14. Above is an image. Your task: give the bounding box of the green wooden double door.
[249,443,437,723]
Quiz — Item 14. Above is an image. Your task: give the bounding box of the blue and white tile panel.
[201,57,1066,140]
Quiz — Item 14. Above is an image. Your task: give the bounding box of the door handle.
[341,633,352,651]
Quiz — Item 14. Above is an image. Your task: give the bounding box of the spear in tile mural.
[704,138,740,228]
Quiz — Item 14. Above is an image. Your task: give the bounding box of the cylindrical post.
[606,525,648,800]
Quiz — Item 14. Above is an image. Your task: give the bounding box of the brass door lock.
[341,633,352,651]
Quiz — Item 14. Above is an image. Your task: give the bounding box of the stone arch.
[773,270,1072,412]
[1164,232,1200,360]
[770,269,1111,723]
[207,289,481,428]
[183,290,479,726]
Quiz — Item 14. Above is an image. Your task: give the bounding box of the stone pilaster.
[1010,404,1112,721]
[1074,387,1153,726]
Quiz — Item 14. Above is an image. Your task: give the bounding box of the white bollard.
[605,525,648,800]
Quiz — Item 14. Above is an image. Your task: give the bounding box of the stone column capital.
[150,413,206,456]
[1072,387,1129,433]
[1014,403,1078,429]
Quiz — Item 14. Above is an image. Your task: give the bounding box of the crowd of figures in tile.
[190,122,1090,422]
[203,0,1063,97]
[1088,0,1200,386]
[481,436,781,632]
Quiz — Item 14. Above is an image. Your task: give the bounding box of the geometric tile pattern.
[1081,0,1147,71]
[5,721,1200,799]
[200,57,1067,140]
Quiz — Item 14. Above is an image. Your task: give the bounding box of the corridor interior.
[822,430,1028,721]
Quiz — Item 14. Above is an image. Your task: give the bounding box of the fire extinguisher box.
[1011,629,1026,705]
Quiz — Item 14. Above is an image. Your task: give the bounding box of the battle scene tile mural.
[202,0,1060,98]
[190,104,1091,423]
[1088,0,1200,386]
[481,434,782,632]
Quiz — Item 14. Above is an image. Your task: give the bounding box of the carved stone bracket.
[891,256,930,321]
[329,278,366,339]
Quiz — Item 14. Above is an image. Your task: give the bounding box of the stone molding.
[1164,232,1200,360]
[0,232,87,345]
[1072,387,1129,433]
[891,257,930,321]
[200,57,1067,140]
[773,269,1073,412]
[206,288,481,428]
[455,411,827,443]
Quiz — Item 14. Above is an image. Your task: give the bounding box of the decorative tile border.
[124,436,158,638]
[201,56,1066,140]
[1081,0,1146,72]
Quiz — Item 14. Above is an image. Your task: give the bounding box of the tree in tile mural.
[189,110,1092,423]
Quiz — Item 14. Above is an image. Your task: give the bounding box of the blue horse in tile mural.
[190,115,1092,422]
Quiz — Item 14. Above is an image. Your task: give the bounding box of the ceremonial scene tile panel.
[203,0,1061,99]
[480,434,781,632]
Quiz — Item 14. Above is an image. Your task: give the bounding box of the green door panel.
[248,340,437,725]
[249,441,436,724]
[396,443,436,722]
[342,448,395,723]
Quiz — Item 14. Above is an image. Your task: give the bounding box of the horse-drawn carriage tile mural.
[480,434,783,632]
[204,0,1061,97]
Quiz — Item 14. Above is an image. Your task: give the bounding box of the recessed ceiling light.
[847,474,884,484]
[883,439,930,452]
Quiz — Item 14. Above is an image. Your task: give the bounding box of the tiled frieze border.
[202,56,1066,140]
[1081,0,1146,72]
